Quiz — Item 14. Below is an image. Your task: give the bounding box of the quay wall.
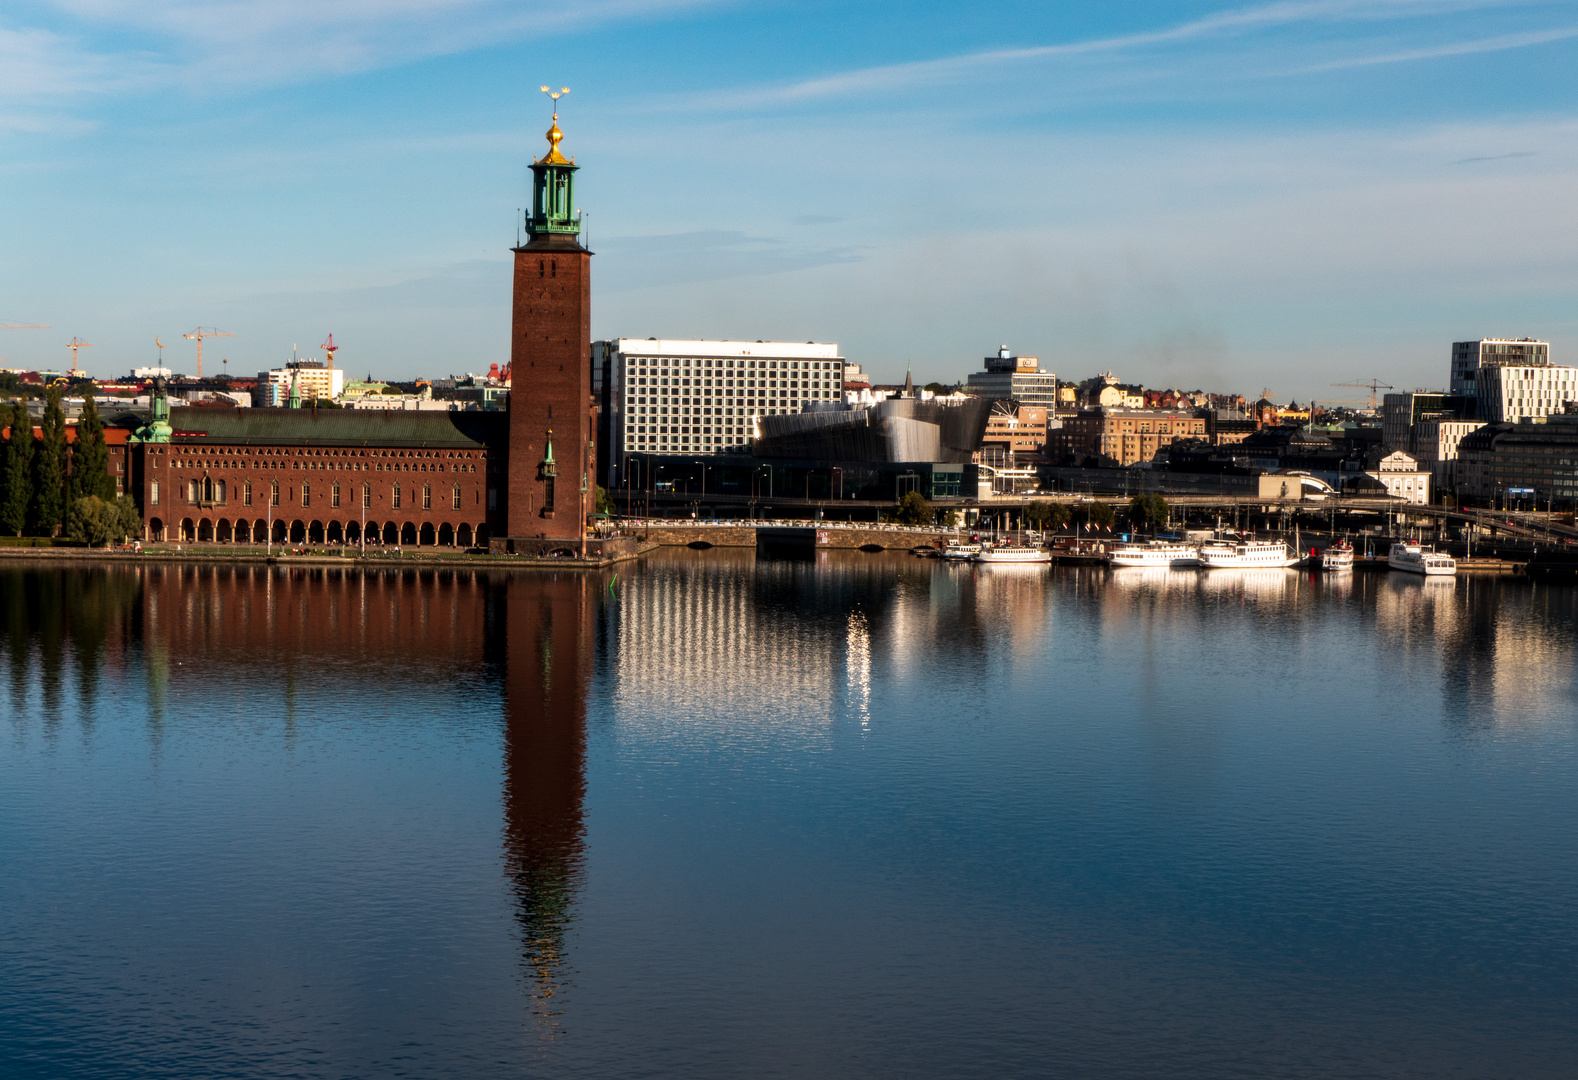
[631,524,952,549]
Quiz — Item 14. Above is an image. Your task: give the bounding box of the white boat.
[1197,539,1298,569]
[1318,541,1354,572]
[1388,542,1456,576]
[1109,540,1200,568]
[941,541,982,560]
[972,549,1047,565]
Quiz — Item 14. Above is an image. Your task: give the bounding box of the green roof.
[168,406,506,448]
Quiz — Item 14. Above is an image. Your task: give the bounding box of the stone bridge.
[626,522,956,550]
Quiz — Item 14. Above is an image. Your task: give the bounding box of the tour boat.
[1318,541,1354,572]
[973,545,1052,564]
[1388,542,1456,576]
[942,541,983,560]
[1197,539,1299,569]
[1109,540,1200,568]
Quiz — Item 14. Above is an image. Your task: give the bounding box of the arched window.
[331,482,341,508]
[392,483,401,509]
[451,484,461,509]
[422,484,431,510]
[270,480,280,507]
[301,483,310,507]
[361,483,370,509]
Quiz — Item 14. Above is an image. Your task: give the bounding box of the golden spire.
[536,86,572,165]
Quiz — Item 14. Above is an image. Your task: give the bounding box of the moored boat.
[1318,541,1354,572]
[1388,542,1456,576]
[942,541,983,560]
[973,545,1052,564]
[1198,539,1298,569]
[1109,540,1200,568]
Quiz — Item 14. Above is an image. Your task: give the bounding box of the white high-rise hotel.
[593,338,845,477]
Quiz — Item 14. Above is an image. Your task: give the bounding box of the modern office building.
[1456,416,1578,507]
[1381,391,1466,450]
[592,338,845,488]
[1410,419,1486,496]
[1447,338,1578,421]
[965,347,1057,409]
[255,362,344,407]
[1467,363,1578,424]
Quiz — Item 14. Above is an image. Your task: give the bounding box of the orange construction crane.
[321,333,338,370]
[1331,378,1394,408]
[184,327,235,379]
[66,337,93,375]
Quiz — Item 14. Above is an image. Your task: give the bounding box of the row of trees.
[0,388,137,543]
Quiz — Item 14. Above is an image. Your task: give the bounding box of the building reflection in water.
[0,562,602,1038]
[498,574,597,1039]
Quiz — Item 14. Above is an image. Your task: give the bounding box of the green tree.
[1086,501,1115,529]
[1126,493,1168,531]
[1023,500,1071,532]
[1,403,35,536]
[66,495,141,547]
[595,485,615,517]
[892,490,933,526]
[69,390,113,503]
[29,385,67,537]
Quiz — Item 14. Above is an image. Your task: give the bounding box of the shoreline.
[0,542,659,571]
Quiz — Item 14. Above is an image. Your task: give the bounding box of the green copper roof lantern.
[526,88,582,240]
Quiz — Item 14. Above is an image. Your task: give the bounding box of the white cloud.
[676,0,1545,112]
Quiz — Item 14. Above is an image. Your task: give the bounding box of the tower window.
[393,483,402,509]
[362,483,371,509]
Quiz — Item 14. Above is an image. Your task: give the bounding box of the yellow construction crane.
[184,327,235,379]
[1331,378,1394,408]
[66,337,93,375]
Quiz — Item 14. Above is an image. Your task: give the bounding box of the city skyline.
[2,1,1576,397]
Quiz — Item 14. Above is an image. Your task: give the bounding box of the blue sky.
[2,1,1576,399]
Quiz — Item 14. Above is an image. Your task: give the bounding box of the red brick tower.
[507,95,593,544]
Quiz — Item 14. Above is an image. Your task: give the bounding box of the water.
[2,553,1576,1078]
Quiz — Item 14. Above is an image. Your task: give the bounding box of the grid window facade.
[600,342,846,464]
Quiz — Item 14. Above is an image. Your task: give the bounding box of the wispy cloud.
[1296,24,1578,71]
[3,0,719,102]
[684,0,1543,110]
[1450,150,1537,164]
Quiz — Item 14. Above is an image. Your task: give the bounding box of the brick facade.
[507,235,594,541]
[135,408,504,547]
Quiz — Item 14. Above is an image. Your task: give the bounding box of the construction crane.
[1257,387,1276,401]
[321,333,338,370]
[183,327,235,379]
[65,337,93,375]
[1331,378,1394,408]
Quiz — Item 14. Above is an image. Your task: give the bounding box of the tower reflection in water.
[0,563,600,1040]
[498,574,595,1038]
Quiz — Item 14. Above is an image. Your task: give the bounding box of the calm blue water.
[2,554,1576,1078]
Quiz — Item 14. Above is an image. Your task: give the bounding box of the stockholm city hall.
[131,102,596,554]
